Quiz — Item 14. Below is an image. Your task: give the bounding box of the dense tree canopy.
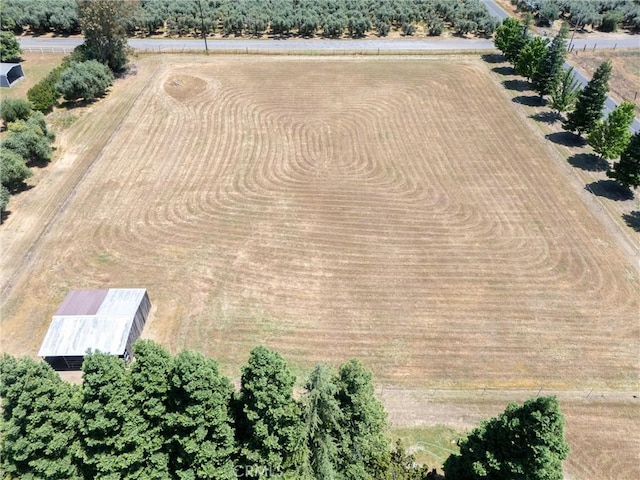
[167,350,237,480]
[443,396,569,480]
[494,17,529,63]
[234,346,303,478]
[509,0,640,31]
[0,148,32,191]
[1,343,572,479]
[588,101,635,161]
[608,131,640,189]
[56,60,114,102]
[0,98,32,127]
[3,0,500,38]
[515,36,549,82]
[563,60,612,136]
[1,119,53,164]
[549,67,581,118]
[0,31,22,62]
[532,23,568,98]
[77,0,131,72]
[0,355,82,480]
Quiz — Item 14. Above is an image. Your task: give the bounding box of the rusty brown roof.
[54,289,108,315]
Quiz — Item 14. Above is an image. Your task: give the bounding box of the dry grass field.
[569,48,640,115]
[0,55,638,478]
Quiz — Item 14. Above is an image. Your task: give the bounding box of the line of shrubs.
[1,50,114,221]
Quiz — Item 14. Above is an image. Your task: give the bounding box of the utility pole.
[196,0,209,54]
[568,18,580,52]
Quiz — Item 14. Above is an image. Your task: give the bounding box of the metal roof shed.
[39,289,151,370]
[0,63,24,88]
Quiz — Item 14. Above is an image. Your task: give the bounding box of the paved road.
[18,35,639,53]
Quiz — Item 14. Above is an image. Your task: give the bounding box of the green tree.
[564,60,612,135]
[515,36,549,82]
[383,440,433,479]
[270,0,296,35]
[608,131,640,189]
[0,149,32,190]
[129,340,174,479]
[494,17,528,63]
[298,364,343,479]
[235,346,303,478]
[56,60,114,102]
[0,355,82,479]
[549,67,582,118]
[77,0,132,72]
[0,98,32,127]
[28,60,70,112]
[443,396,569,480]
[79,352,143,479]
[334,359,390,479]
[166,350,236,480]
[588,101,635,160]
[0,31,21,62]
[1,121,53,164]
[532,23,569,98]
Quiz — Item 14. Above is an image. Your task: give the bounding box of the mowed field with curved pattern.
[1,55,638,478]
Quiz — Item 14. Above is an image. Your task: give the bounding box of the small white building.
[38,288,151,370]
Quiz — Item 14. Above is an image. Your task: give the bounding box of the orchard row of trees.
[0,341,570,479]
[510,0,640,31]
[0,16,115,222]
[1,0,499,38]
[0,99,55,220]
[494,17,639,190]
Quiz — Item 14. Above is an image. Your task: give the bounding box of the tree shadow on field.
[502,79,530,91]
[622,211,640,232]
[586,180,634,201]
[0,208,11,225]
[492,66,515,76]
[530,111,558,124]
[513,95,544,106]
[482,53,505,64]
[545,131,586,147]
[568,153,610,172]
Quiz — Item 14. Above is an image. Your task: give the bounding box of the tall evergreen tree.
[588,101,635,160]
[564,60,612,136]
[129,340,174,479]
[443,396,569,480]
[0,355,82,479]
[549,67,582,118]
[79,352,143,479]
[532,23,569,98]
[235,346,303,479]
[334,359,390,480]
[608,131,640,189]
[166,350,236,480]
[298,364,343,479]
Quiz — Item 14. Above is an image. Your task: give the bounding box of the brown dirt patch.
[0,55,638,479]
[163,74,208,102]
